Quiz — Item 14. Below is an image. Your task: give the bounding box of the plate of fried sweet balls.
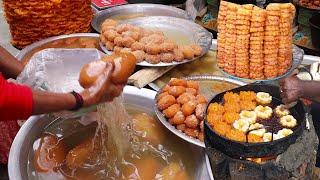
[99,16,212,66]
[155,78,209,147]
[206,90,298,143]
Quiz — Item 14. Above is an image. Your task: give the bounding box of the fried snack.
[169,78,188,87]
[256,92,272,104]
[157,94,176,110]
[240,100,257,111]
[171,111,185,125]
[223,92,240,103]
[224,102,241,113]
[182,100,197,116]
[163,104,180,118]
[79,61,107,88]
[239,91,256,101]
[263,133,280,142]
[275,105,290,117]
[177,93,196,105]
[196,94,208,104]
[226,129,246,142]
[239,110,257,124]
[186,88,197,96]
[277,128,293,138]
[184,128,199,138]
[195,104,206,120]
[254,105,273,119]
[187,81,200,90]
[185,115,199,128]
[248,134,263,143]
[280,115,297,128]
[249,128,266,137]
[233,119,250,132]
[224,112,240,124]
[207,114,224,127]
[208,103,225,115]
[168,86,186,97]
[213,121,231,136]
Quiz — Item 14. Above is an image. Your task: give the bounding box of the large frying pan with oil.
[204,83,307,158]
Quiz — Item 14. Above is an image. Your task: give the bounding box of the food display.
[156,78,208,141]
[299,0,320,9]
[100,19,203,64]
[217,1,296,80]
[3,0,93,49]
[207,91,298,143]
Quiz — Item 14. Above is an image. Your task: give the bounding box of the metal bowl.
[16,33,100,65]
[91,4,192,33]
[8,86,213,180]
[100,16,213,67]
[154,75,246,148]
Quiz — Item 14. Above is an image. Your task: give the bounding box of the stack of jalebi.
[264,4,281,78]
[235,5,252,78]
[278,4,295,76]
[216,1,295,80]
[216,1,228,69]
[3,0,93,49]
[223,3,239,75]
[249,7,266,79]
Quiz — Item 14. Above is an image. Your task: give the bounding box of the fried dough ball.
[207,114,224,127]
[104,29,119,42]
[145,43,161,55]
[226,129,246,142]
[208,103,224,115]
[132,50,145,63]
[160,53,175,63]
[195,103,206,120]
[277,128,293,138]
[148,34,165,44]
[186,88,197,96]
[157,94,176,110]
[181,45,195,59]
[101,19,118,29]
[120,47,132,54]
[168,86,186,97]
[141,29,154,38]
[122,30,140,41]
[157,92,169,102]
[275,105,290,117]
[240,101,257,111]
[176,123,186,131]
[177,93,196,105]
[233,118,250,133]
[160,42,177,53]
[113,46,122,53]
[185,114,199,128]
[163,104,180,118]
[122,36,135,48]
[254,105,273,119]
[105,41,114,51]
[114,36,124,47]
[190,44,203,56]
[182,100,197,116]
[171,111,185,125]
[280,115,297,128]
[173,48,185,62]
[162,85,171,92]
[131,42,145,51]
[100,34,107,44]
[169,78,187,87]
[78,61,106,88]
[196,94,207,104]
[223,92,240,103]
[213,122,231,136]
[224,112,240,124]
[248,134,263,143]
[186,81,200,90]
[145,54,161,64]
[256,92,272,105]
[116,24,134,34]
[184,128,199,138]
[224,102,241,113]
[239,91,256,101]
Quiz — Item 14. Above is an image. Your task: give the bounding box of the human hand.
[279,76,304,104]
[80,62,125,107]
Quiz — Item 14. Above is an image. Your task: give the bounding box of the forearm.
[32,90,77,115]
[299,80,320,100]
[0,46,24,79]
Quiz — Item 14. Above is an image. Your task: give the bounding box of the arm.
[0,46,24,79]
[279,76,320,104]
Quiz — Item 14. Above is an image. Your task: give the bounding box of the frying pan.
[204,83,306,158]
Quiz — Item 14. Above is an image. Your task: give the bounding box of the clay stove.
[206,115,319,180]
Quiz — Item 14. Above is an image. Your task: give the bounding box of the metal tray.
[100,16,213,67]
[219,45,304,83]
[154,75,246,148]
[9,86,213,180]
[16,33,100,65]
[91,4,192,33]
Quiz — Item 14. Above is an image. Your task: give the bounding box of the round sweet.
[233,119,250,133]
[111,53,137,83]
[254,105,273,119]
[263,132,280,142]
[249,128,266,137]
[239,110,257,124]
[280,115,297,128]
[275,105,290,117]
[277,128,293,138]
[256,92,272,105]
[79,61,107,88]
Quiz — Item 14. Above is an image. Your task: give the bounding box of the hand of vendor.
[279,76,320,104]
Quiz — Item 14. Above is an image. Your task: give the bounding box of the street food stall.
[1,0,320,179]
